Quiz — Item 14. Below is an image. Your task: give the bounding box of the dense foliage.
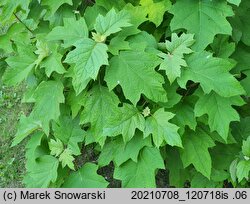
[0,0,250,188]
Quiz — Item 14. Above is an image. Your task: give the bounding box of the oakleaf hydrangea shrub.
[0,0,250,188]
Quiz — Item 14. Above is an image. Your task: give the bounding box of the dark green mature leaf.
[0,23,27,53]
[114,147,165,187]
[166,148,189,187]
[96,0,126,11]
[105,50,167,105]
[80,85,120,145]
[3,43,36,85]
[40,45,66,77]
[98,133,152,167]
[211,36,235,59]
[211,143,240,170]
[0,0,31,23]
[42,0,72,15]
[63,163,108,188]
[144,108,182,148]
[178,52,245,97]
[172,97,197,132]
[12,115,42,146]
[24,155,59,188]
[53,116,85,156]
[191,169,229,188]
[47,17,88,47]
[12,81,64,146]
[30,80,65,135]
[94,8,131,37]
[194,90,244,141]
[170,0,234,50]
[65,38,108,94]
[180,128,215,178]
[103,104,145,142]
[235,0,250,46]
[242,137,250,157]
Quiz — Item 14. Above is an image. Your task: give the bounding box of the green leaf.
[1,0,250,189]
[170,0,234,50]
[105,50,167,105]
[63,163,108,187]
[139,0,171,26]
[232,43,250,96]
[49,139,64,157]
[59,148,75,170]
[172,97,197,132]
[210,143,240,170]
[114,147,164,187]
[124,3,148,27]
[53,116,85,156]
[127,31,159,53]
[3,43,36,85]
[178,51,245,97]
[211,36,235,58]
[232,43,250,73]
[227,0,241,6]
[80,85,120,145]
[236,160,250,182]
[180,128,215,178]
[159,33,194,83]
[232,117,250,140]
[23,155,59,188]
[34,40,50,68]
[41,0,72,15]
[235,1,250,46]
[96,0,126,11]
[108,34,131,55]
[194,90,244,141]
[24,132,47,174]
[144,108,182,148]
[0,0,31,23]
[159,54,187,84]
[164,33,195,56]
[166,148,189,187]
[65,38,108,94]
[230,159,238,183]
[98,133,152,167]
[12,115,42,146]
[67,91,87,118]
[0,23,26,53]
[191,169,229,188]
[25,132,45,170]
[94,8,131,37]
[242,136,250,157]
[40,45,66,77]
[163,82,182,108]
[103,104,145,142]
[47,17,88,47]
[30,80,65,135]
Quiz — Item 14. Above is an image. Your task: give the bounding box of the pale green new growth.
[158,33,194,83]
